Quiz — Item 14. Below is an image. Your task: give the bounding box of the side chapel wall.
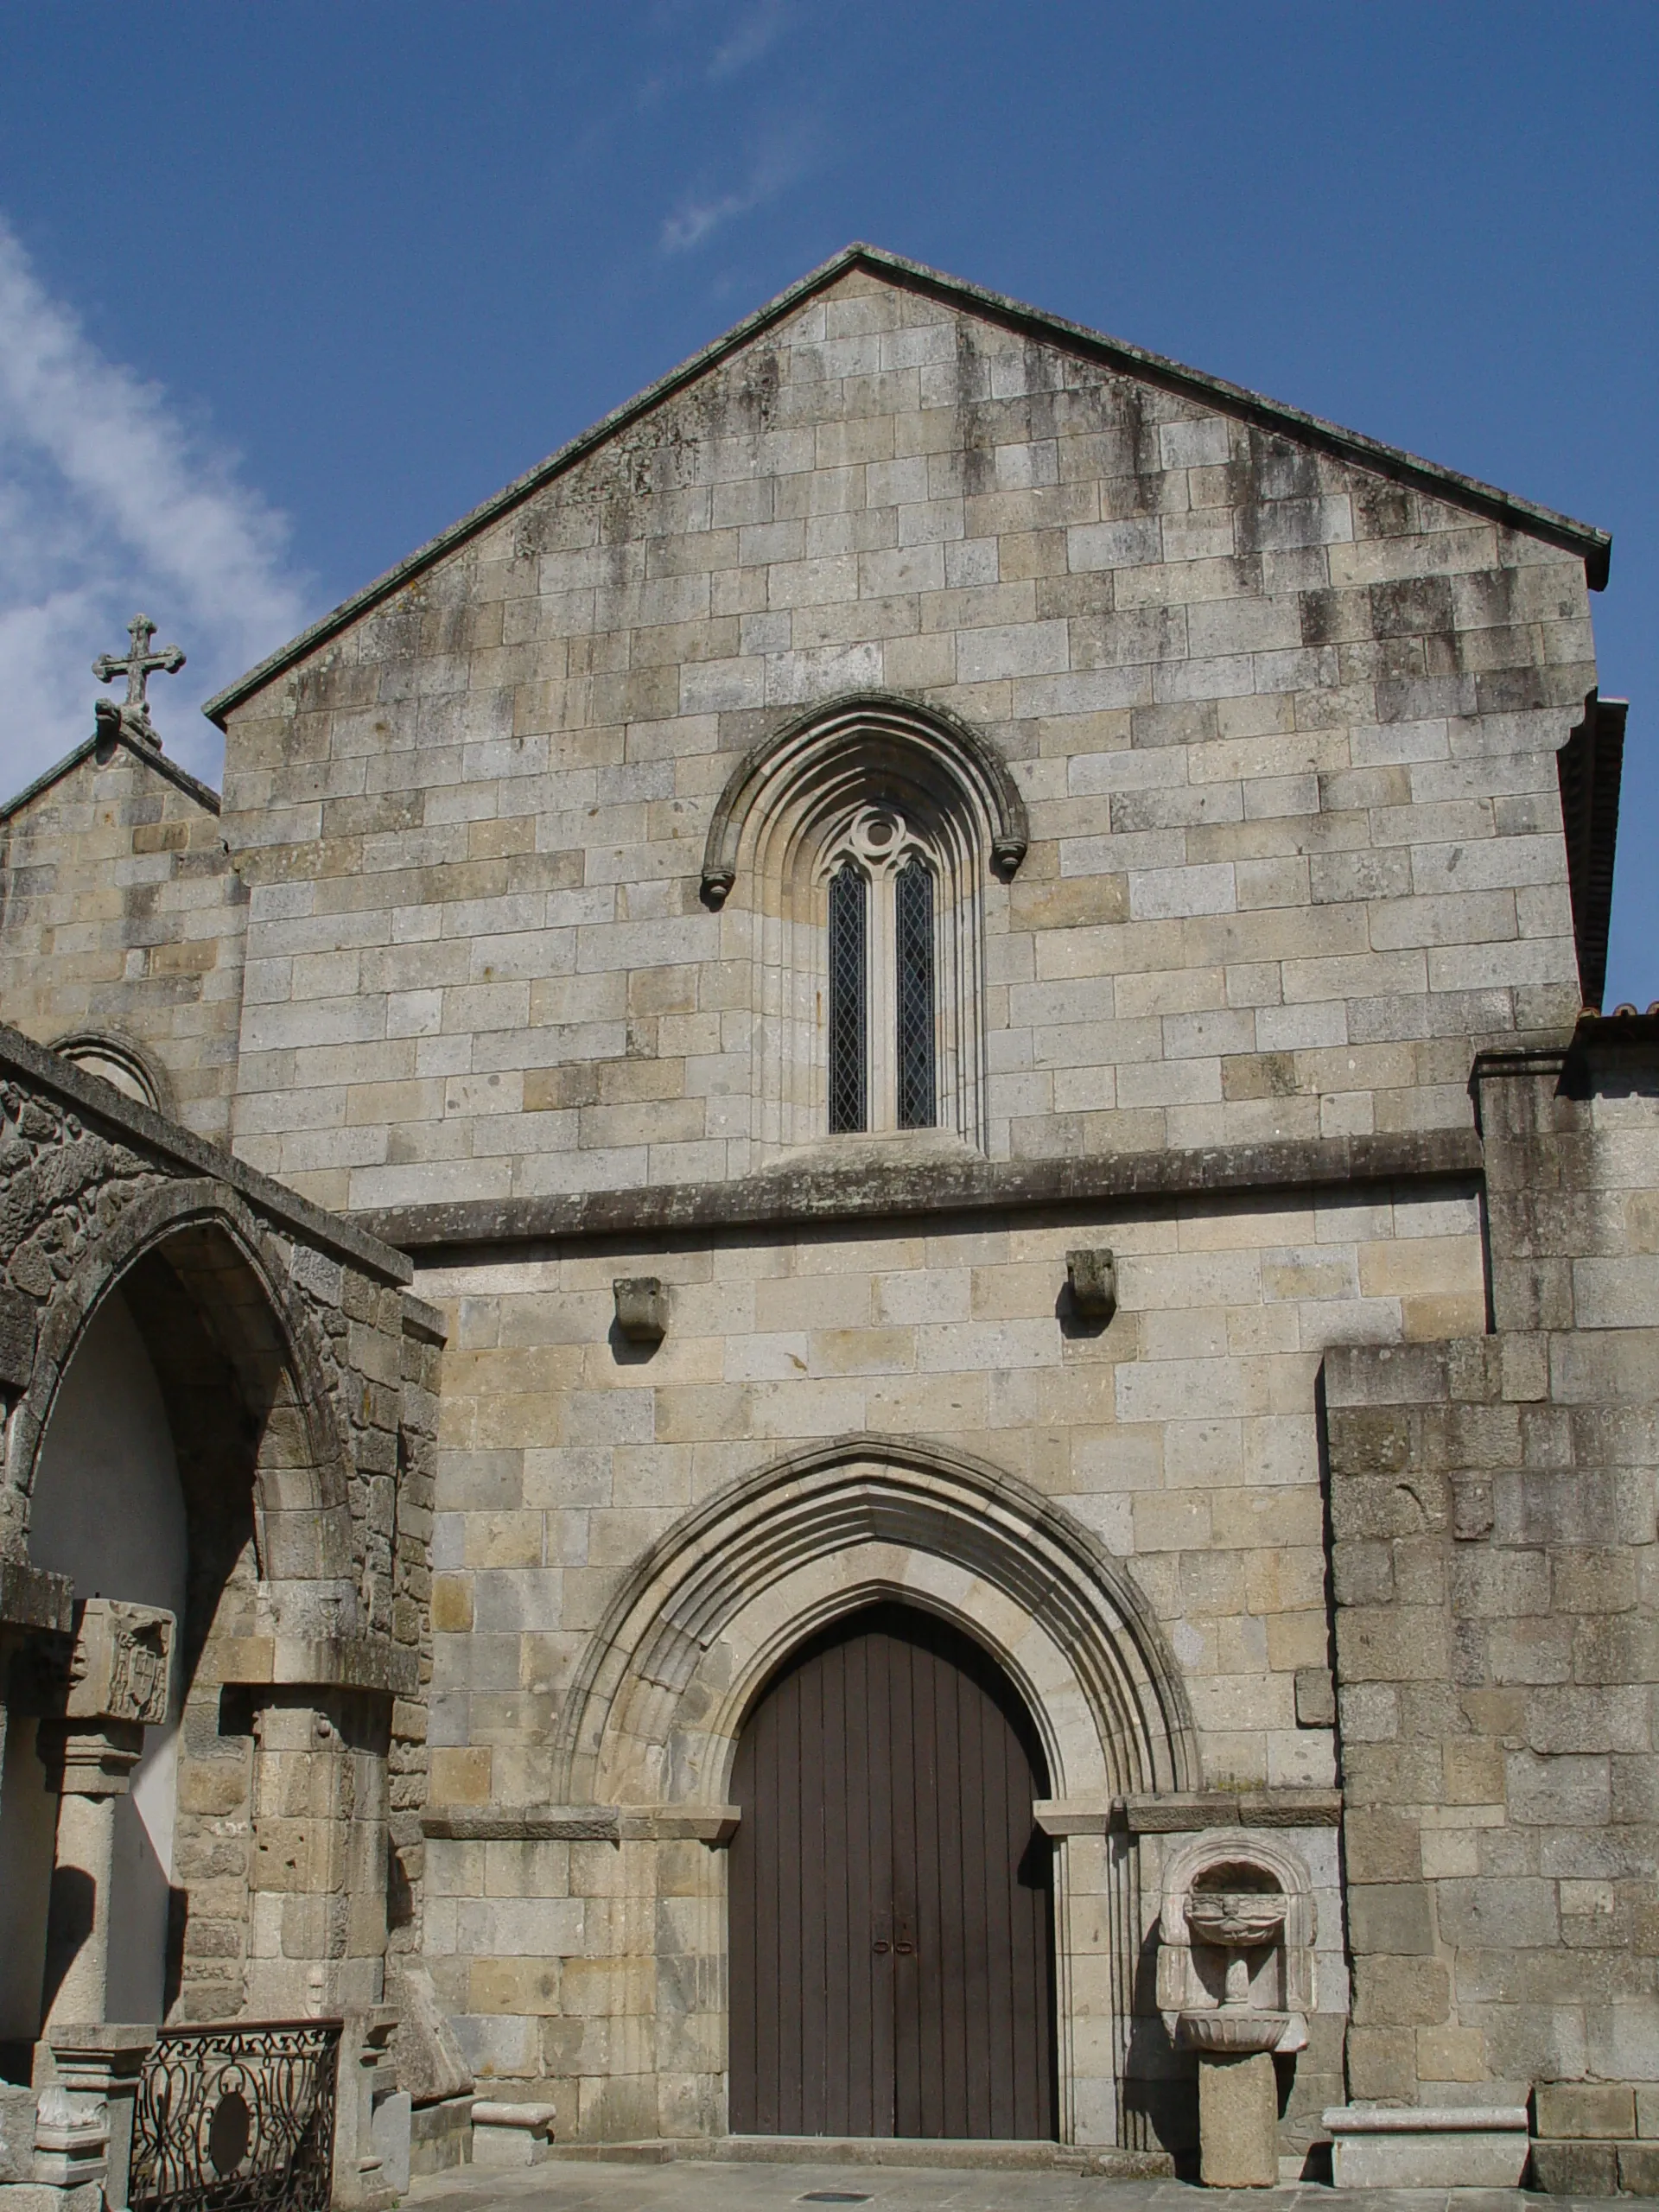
[0,1028,441,2038]
[0,735,246,1146]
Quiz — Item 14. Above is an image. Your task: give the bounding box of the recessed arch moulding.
[699,694,1029,1158]
[6,1178,359,1624]
[540,1435,1196,2147]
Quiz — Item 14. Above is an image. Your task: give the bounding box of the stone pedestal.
[330,2005,400,2212]
[46,2029,155,2211]
[1198,2051,1278,2188]
[28,2083,106,2212]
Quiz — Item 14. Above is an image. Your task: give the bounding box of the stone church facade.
[0,245,1654,2190]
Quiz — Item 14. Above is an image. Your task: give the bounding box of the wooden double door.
[728,1603,1057,2139]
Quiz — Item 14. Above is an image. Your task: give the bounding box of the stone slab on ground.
[1323,2104,1529,2190]
[471,2106,558,2170]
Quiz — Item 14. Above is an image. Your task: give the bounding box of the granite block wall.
[1325,1039,1659,2154]
[409,1174,1486,2138]
[0,735,245,1143]
[213,261,1597,1216]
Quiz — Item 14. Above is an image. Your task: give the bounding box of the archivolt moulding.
[552,1432,1198,1810]
[698,690,1028,905]
[7,1177,355,1586]
[48,1028,173,1117]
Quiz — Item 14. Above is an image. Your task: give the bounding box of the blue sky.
[1,2,1654,995]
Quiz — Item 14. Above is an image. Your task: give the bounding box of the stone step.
[543,2137,1173,2178]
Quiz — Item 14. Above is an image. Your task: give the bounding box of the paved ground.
[406,2155,1622,2212]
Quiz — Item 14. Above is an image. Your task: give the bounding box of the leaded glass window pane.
[895,856,936,1130]
[828,861,868,1134]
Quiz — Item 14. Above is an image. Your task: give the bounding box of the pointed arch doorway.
[728,1602,1057,2141]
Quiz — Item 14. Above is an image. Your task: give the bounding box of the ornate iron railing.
[130,2020,342,2212]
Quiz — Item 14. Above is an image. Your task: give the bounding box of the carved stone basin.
[1184,1890,1288,1947]
[1179,2008,1288,2055]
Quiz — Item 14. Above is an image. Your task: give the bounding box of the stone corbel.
[1033,1797,1114,1837]
[613,1278,669,1346]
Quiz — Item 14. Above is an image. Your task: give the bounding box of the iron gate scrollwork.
[130,2021,342,2212]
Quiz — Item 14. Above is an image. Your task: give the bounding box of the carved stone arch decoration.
[699,690,1030,903]
[701,694,1028,1155]
[48,1028,173,1118]
[8,1176,357,1609]
[552,1431,1198,1812]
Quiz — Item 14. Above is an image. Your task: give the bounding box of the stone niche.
[1157,1828,1316,2050]
[1156,1830,1317,2187]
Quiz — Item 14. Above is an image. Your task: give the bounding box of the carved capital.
[37,1717,144,1796]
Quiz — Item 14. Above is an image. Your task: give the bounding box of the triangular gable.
[203,241,1613,728]
[0,726,221,824]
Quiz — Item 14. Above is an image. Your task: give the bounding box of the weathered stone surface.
[1325,2105,1530,2189]
[1,248,1647,2164]
[1198,2052,1277,2187]
[392,1965,474,2105]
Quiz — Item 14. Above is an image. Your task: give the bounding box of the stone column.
[36,1725,143,2035]
[36,1601,174,2042]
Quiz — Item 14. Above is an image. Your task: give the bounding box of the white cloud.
[708,0,792,79]
[659,119,821,252]
[0,214,310,795]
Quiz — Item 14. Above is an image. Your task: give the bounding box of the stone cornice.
[0,1551,73,1635]
[1114,1787,1344,1834]
[207,1633,418,1699]
[356,1126,1482,1257]
[420,1803,740,1844]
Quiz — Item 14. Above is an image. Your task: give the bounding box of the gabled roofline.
[203,242,1614,728]
[0,723,221,823]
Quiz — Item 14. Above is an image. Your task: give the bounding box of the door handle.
[873,1940,890,1954]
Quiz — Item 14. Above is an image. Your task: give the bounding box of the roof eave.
[202,241,1614,728]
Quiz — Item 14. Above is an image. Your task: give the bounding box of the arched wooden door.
[728,1602,1057,2139]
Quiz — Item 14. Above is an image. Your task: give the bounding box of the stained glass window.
[895,857,936,1129]
[828,861,868,1134]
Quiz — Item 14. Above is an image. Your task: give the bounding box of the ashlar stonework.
[0,244,1649,2187]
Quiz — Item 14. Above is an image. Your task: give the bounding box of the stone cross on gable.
[92,613,185,747]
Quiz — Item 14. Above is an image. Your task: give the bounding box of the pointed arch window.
[705,692,1027,1156]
